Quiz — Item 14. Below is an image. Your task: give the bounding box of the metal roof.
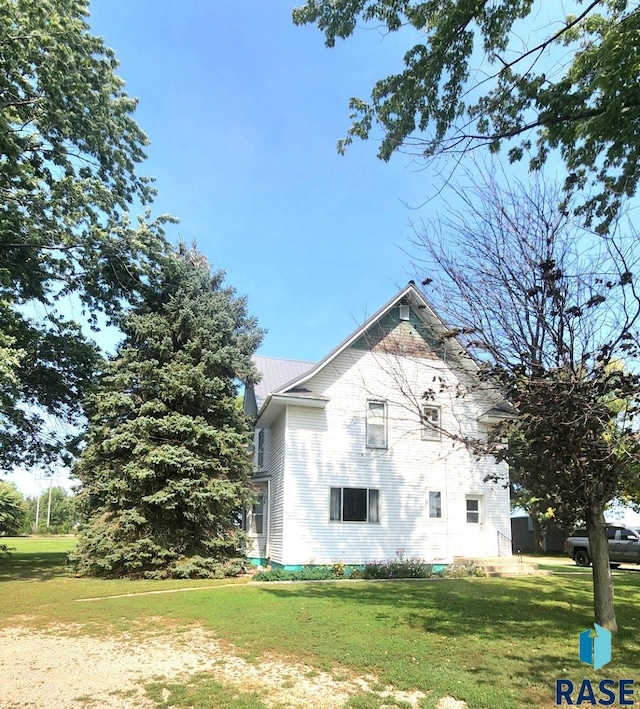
[252,355,315,408]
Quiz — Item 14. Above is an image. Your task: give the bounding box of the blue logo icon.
[579,624,611,670]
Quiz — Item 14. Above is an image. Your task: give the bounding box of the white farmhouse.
[243,283,511,569]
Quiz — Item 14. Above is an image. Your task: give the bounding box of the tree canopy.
[72,245,263,579]
[412,168,640,632]
[0,0,171,468]
[293,0,640,230]
[0,480,27,536]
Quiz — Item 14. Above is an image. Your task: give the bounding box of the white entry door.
[464,495,487,556]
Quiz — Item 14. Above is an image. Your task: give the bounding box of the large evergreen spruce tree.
[72,245,263,578]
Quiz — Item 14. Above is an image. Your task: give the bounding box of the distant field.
[1,539,638,708]
[4,535,77,554]
[0,535,78,582]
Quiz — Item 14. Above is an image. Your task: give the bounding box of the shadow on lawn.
[256,576,640,685]
[0,551,71,582]
[259,577,590,636]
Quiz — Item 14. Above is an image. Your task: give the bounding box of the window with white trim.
[330,487,379,523]
[366,401,387,449]
[251,493,265,534]
[422,405,441,441]
[429,491,442,519]
[256,428,265,468]
[466,497,480,524]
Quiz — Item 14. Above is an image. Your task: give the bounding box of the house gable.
[264,283,470,405]
[253,283,506,431]
[350,304,445,359]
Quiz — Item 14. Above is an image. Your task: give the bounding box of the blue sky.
[11,1,445,496]
[10,2,640,528]
[4,1,574,496]
[84,1,441,361]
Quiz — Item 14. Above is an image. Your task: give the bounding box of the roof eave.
[477,410,516,425]
[255,393,329,428]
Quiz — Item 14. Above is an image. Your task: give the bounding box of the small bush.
[253,566,337,582]
[357,547,435,579]
[332,560,346,578]
[360,558,435,579]
[443,562,485,578]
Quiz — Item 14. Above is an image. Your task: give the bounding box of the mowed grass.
[145,674,271,709]
[0,535,77,581]
[2,539,639,708]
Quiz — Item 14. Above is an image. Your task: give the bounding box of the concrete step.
[453,556,552,577]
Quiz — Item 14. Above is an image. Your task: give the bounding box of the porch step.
[453,556,552,577]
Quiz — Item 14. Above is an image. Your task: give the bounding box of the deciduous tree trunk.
[586,504,617,633]
[529,506,545,554]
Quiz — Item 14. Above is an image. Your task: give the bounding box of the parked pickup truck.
[564,525,640,567]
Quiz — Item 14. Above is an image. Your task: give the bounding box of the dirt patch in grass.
[0,624,464,708]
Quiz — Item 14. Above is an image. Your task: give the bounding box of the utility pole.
[34,492,40,531]
[46,474,53,527]
[34,471,41,532]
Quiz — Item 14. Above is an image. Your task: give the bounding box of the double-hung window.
[422,405,441,441]
[466,497,480,524]
[366,401,387,449]
[251,494,265,534]
[330,487,379,523]
[429,491,442,519]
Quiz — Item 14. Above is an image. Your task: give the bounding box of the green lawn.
[0,535,77,581]
[1,538,639,708]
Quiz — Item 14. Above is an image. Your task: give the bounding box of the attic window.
[399,304,410,321]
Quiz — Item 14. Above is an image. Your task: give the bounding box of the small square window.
[422,405,441,441]
[429,491,442,519]
[466,497,480,524]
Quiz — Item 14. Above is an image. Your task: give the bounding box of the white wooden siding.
[279,347,510,565]
[247,411,287,562]
[265,411,286,563]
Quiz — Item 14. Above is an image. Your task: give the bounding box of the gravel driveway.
[0,624,466,708]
